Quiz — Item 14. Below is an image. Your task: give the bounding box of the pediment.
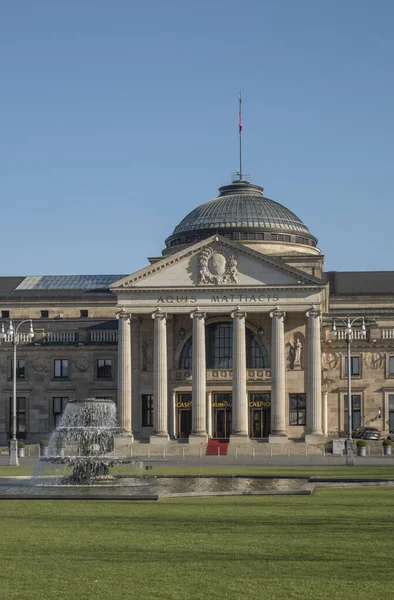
[110,235,324,290]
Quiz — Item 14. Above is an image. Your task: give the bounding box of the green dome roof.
[165,180,317,250]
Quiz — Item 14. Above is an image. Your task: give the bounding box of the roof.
[172,181,310,235]
[0,275,127,300]
[325,271,394,295]
[165,180,317,251]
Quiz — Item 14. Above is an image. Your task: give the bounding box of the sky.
[0,0,393,276]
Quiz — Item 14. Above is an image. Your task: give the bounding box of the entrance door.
[179,409,192,439]
[212,393,232,439]
[176,393,192,439]
[252,409,263,438]
[214,408,232,439]
[249,393,271,438]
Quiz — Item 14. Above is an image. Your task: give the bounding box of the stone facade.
[1,200,394,446]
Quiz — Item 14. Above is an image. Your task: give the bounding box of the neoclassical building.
[1,177,393,447]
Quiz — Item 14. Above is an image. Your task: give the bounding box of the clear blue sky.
[1,0,393,275]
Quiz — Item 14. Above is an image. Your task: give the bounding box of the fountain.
[35,397,138,484]
[0,397,313,498]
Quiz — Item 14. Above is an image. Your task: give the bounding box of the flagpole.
[238,91,243,180]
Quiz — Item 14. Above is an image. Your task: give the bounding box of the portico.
[110,232,328,445]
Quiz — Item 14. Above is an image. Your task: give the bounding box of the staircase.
[206,439,229,456]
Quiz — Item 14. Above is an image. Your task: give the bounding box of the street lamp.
[0,319,35,466]
[331,315,366,466]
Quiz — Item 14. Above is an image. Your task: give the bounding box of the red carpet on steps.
[206,439,229,456]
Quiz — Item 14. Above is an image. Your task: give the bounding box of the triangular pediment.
[110,235,324,290]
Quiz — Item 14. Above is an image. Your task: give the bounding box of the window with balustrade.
[54,359,69,379]
[179,323,269,370]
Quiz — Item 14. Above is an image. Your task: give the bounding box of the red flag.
[238,113,242,133]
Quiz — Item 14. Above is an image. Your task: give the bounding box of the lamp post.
[0,319,35,466]
[331,316,366,466]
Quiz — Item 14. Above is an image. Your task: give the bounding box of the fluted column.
[230,308,248,440]
[150,309,169,444]
[189,309,208,443]
[269,307,288,442]
[116,308,133,438]
[306,307,323,440]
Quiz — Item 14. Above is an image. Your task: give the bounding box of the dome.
[164,180,317,252]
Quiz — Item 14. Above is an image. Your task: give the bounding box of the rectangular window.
[80,310,88,318]
[2,310,9,318]
[11,359,25,379]
[344,394,361,431]
[389,357,394,376]
[97,359,112,378]
[141,394,154,427]
[289,393,306,425]
[54,359,69,378]
[41,310,49,318]
[389,395,394,432]
[9,397,27,438]
[344,357,360,376]
[53,397,69,428]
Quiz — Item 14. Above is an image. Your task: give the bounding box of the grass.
[1,488,394,599]
[2,464,394,479]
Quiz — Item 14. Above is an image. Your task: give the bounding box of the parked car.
[352,427,380,440]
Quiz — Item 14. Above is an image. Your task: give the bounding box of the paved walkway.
[2,455,394,468]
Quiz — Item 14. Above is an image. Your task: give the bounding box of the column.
[189,309,208,443]
[206,391,212,438]
[305,307,324,441]
[150,309,169,444]
[269,307,288,442]
[116,308,133,438]
[230,308,248,441]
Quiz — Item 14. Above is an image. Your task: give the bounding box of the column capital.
[306,305,321,319]
[190,307,206,321]
[152,308,167,321]
[269,306,286,320]
[231,306,247,320]
[116,307,131,322]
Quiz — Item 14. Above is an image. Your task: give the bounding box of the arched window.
[179,337,192,370]
[179,322,269,370]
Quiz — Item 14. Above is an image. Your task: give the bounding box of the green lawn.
[2,464,394,479]
[1,488,394,599]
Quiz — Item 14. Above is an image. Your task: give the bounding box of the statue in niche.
[290,337,303,369]
[142,338,154,371]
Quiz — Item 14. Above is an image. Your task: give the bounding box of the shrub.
[383,438,392,447]
[356,439,368,447]
[17,441,26,448]
[40,439,49,447]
